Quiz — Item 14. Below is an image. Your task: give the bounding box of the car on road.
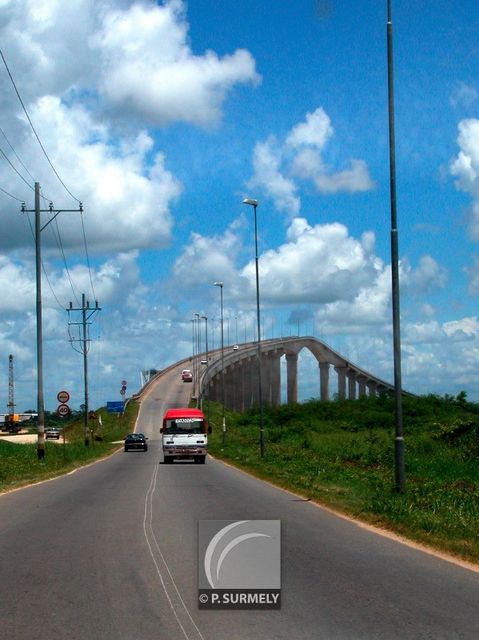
[45,427,61,439]
[181,369,193,382]
[233,344,239,350]
[124,433,148,452]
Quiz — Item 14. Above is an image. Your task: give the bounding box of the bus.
[160,408,211,464]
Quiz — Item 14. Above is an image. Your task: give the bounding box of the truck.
[160,408,211,464]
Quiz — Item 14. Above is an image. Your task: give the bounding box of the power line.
[0,126,54,205]
[80,210,96,301]
[1,50,96,309]
[50,212,81,306]
[0,48,81,204]
[0,145,34,191]
[25,208,65,311]
[0,125,35,182]
[0,184,25,203]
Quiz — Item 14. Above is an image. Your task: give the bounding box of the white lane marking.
[143,462,206,640]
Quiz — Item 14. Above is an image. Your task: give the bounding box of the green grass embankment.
[206,393,479,564]
[0,401,139,493]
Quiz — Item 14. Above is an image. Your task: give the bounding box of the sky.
[2,0,479,412]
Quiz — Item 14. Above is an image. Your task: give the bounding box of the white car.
[181,369,193,382]
[45,427,61,439]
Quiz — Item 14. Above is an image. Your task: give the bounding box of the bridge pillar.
[367,380,377,397]
[335,366,347,400]
[286,353,298,404]
[262,353,281,407]
[243,356,256,409]
[319,361,329,401]
[347,371,356,400]
[357,376,367,398]
[269,354,281,407]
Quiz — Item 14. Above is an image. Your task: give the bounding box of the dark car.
[124,433,148,452]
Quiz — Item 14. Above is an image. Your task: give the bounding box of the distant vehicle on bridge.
[160,408,211,464]
[181,369,193,382]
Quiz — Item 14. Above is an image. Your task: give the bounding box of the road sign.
[120,389,126,396]
[121,380,127,386]
[57,403,70,417]
[57,390,70,403]
[107,401,124,413]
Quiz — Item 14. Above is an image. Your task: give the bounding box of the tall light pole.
[194,312,200,401]
[214,281,226,444]
[387,0,405,493]
[201,315,210,427]
[243,198,265,458]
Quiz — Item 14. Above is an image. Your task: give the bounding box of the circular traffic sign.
[57,390,70,403]
[57,403,70,417]
[121,380,127,386]
[120,389,126,395]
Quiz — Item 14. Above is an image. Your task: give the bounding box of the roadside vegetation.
[206,392,479,564]
[0,400,139,493]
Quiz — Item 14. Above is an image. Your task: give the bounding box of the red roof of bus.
[163,408,205,419]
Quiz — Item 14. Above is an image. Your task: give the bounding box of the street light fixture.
[214,281,226,444]
[243,197,265,458]
[201,315,210,427]
[194,312,200,401]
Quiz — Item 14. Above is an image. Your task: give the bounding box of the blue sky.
[1,0,479,411]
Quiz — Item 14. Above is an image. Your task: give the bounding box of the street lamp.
[201,315,210,427]
[194,312,200,401]
[243,197,265,457]
[214,281,226,444]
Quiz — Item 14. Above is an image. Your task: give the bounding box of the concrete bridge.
[200,336,400,412]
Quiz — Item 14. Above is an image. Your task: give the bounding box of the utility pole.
[67,294,101,447]
[7,354,14,416]
[387,1,405,493]
[22,183,83,460]
[5,354,15,431]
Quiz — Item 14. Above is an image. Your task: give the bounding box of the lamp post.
[201,315,210,427]
[194,312,200,401]
[387,0,405,493]
[214,281,226,444]
[243,197,265,458]
[191,318,196,396]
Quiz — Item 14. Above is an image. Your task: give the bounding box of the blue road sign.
[107,401,124,413]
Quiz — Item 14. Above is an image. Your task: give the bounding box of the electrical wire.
[0,184,25,203]
[1,48,97,313]
[50,213,81,306]
[0,128,52,205]
[0,145,34,191]
[0,125,35,183]
[25,210,65,312]
[80,210,96,301]
[0,48,81,204]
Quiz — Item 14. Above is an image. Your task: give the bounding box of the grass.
[0,401,140,493]
[206,393,479,564]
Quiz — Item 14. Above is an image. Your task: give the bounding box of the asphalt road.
[1,364,479,640]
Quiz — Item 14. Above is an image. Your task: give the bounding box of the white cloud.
[248,107,374,212]
[243,218,383,305]
[172,223,247,296]
[311,159,374,194]
[405,255,448,294]
[286,107,333,149]
[91,0,260,126]
[450,82,479,108]
[249,138,300,216]
[443,316,479,338]
[0,96,182,253]
[450,118,479,242]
